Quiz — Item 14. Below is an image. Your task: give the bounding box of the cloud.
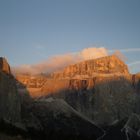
[128,61,140,66]
[109,48,140,53]
[35,45,45,50]
[80,47,108,60]
[12,65,39,75]
[12,47,109,75]
[128,61,140,74]
[108,48,140,73]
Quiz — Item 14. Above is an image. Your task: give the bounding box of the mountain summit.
[53,55,129,79]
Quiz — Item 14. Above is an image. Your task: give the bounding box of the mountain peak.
[53,55,129,79]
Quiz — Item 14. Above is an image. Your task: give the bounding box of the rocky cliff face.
[53,55,129,79]
[0,57,21,123]
[41,76,132,96]
[41,77,135,122]
[40,55,131,97]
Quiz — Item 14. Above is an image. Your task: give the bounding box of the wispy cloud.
[109,48,140,53]
[35,44,45,50]
[79,47,108,59]
[128,61,140,73]
[128,61,140,66]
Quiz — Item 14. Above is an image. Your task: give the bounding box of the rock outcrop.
[53,55,129,79]
[0,57,11,74]
[0,57,21,123]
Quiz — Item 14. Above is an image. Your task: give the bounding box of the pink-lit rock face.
[16,74,47,88]
[52,55,129,79]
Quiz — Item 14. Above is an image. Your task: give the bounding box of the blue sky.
[0,0,140,73]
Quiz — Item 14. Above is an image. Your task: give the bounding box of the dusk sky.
[0,0,140,73]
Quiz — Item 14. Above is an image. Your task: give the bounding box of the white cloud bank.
[12,47,109,75]
[80,47,108,60]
